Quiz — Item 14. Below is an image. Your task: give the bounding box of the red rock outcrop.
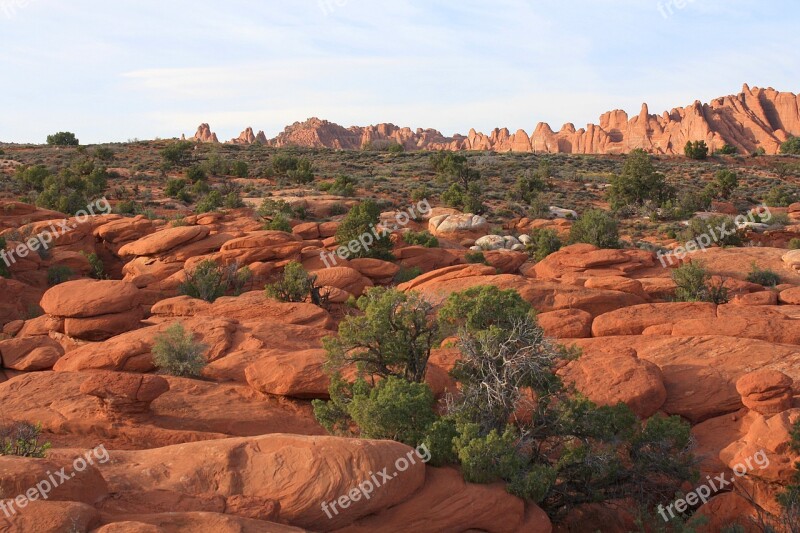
[39,279,144,341]
[190,123,218,143]
[558,347,667,418]
[94,434,425,530]
[230,127,267,145]
[337,467,548,533]
[735,370,794,416]
[188,85,799,155]
[81,371,170,419]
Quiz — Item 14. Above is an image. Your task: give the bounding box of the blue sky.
[0,0,797,144]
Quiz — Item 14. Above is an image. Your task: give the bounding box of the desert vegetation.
[1,135,800,531]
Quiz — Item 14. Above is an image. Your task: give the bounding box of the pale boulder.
[428,213,488,239]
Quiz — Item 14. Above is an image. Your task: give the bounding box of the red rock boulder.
[735,370,794,416]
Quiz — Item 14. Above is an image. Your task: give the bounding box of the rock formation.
[230,127,267,145]
[6,195,800,529]
[186,84,799,154]
[190,123,219,143]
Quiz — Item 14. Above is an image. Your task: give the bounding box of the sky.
[0,0,798,144]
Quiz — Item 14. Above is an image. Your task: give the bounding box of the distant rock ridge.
[185,84,800,155]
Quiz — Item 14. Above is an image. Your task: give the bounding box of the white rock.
[428,213,488,235]
[549,206,578,219]
[475,235,506,251]
[502,236,522,249]
[736,221,770,232]
[518,234,532,245]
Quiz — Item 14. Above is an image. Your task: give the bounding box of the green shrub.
[272,153,299,175]
[789,238,800,250]
[313,280,696,517]
[14,164,50,192]
[411,185,429,202]
[46,131,79,146]
[465,251,487,264]
[94,146,115,161]
[515,166,547,205]
[680,215,743,247]
[387,142,405,154]
[714,170,739,199]
[185,165,207,183]
[394,266,423,284]
[432,152,484,213]
[203,153,231,176]
[769,212,791,227]
[288,158,314,184]
[179,259,249,302]
[165,178,189,198]
[569,209,619,248]
[313,288,439,442]
[403,230,439,248]
[195,191,223,214]
[439,285,533,335]
[672,261,728,303]
[364,140,406,153]
[421,418,460,466]
[152,323,207,378]
[441,182,485,214]
[0,237,9,278]
[0,422,51,457]
[455,424,527,484]
[780,136,800,155]
[438,284,696,513]
[25,160,108,215]
[431,152,480,189]
[347,376,437,446]
[335,200,393,259]
[257,198,295,218]
[684,140,709,160]
[323,287,438,383]
[527,228,562,261]
[658,187,713,220]
[223,192,244,209]
[265,261,318,303]
[47,265,74,286]
[746,264,781,287]
[607,149,674,209]
[231,160,249,178]
[265,213,293,232]
[320,174,357,197]
[161,140,193,168]
[191,179,210,195]
[81,251,105,280]
[716,144,738,155]
[329,203,348,216]
[673,261,710,302]
[775,417,800,526]
[765,186,796,207]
